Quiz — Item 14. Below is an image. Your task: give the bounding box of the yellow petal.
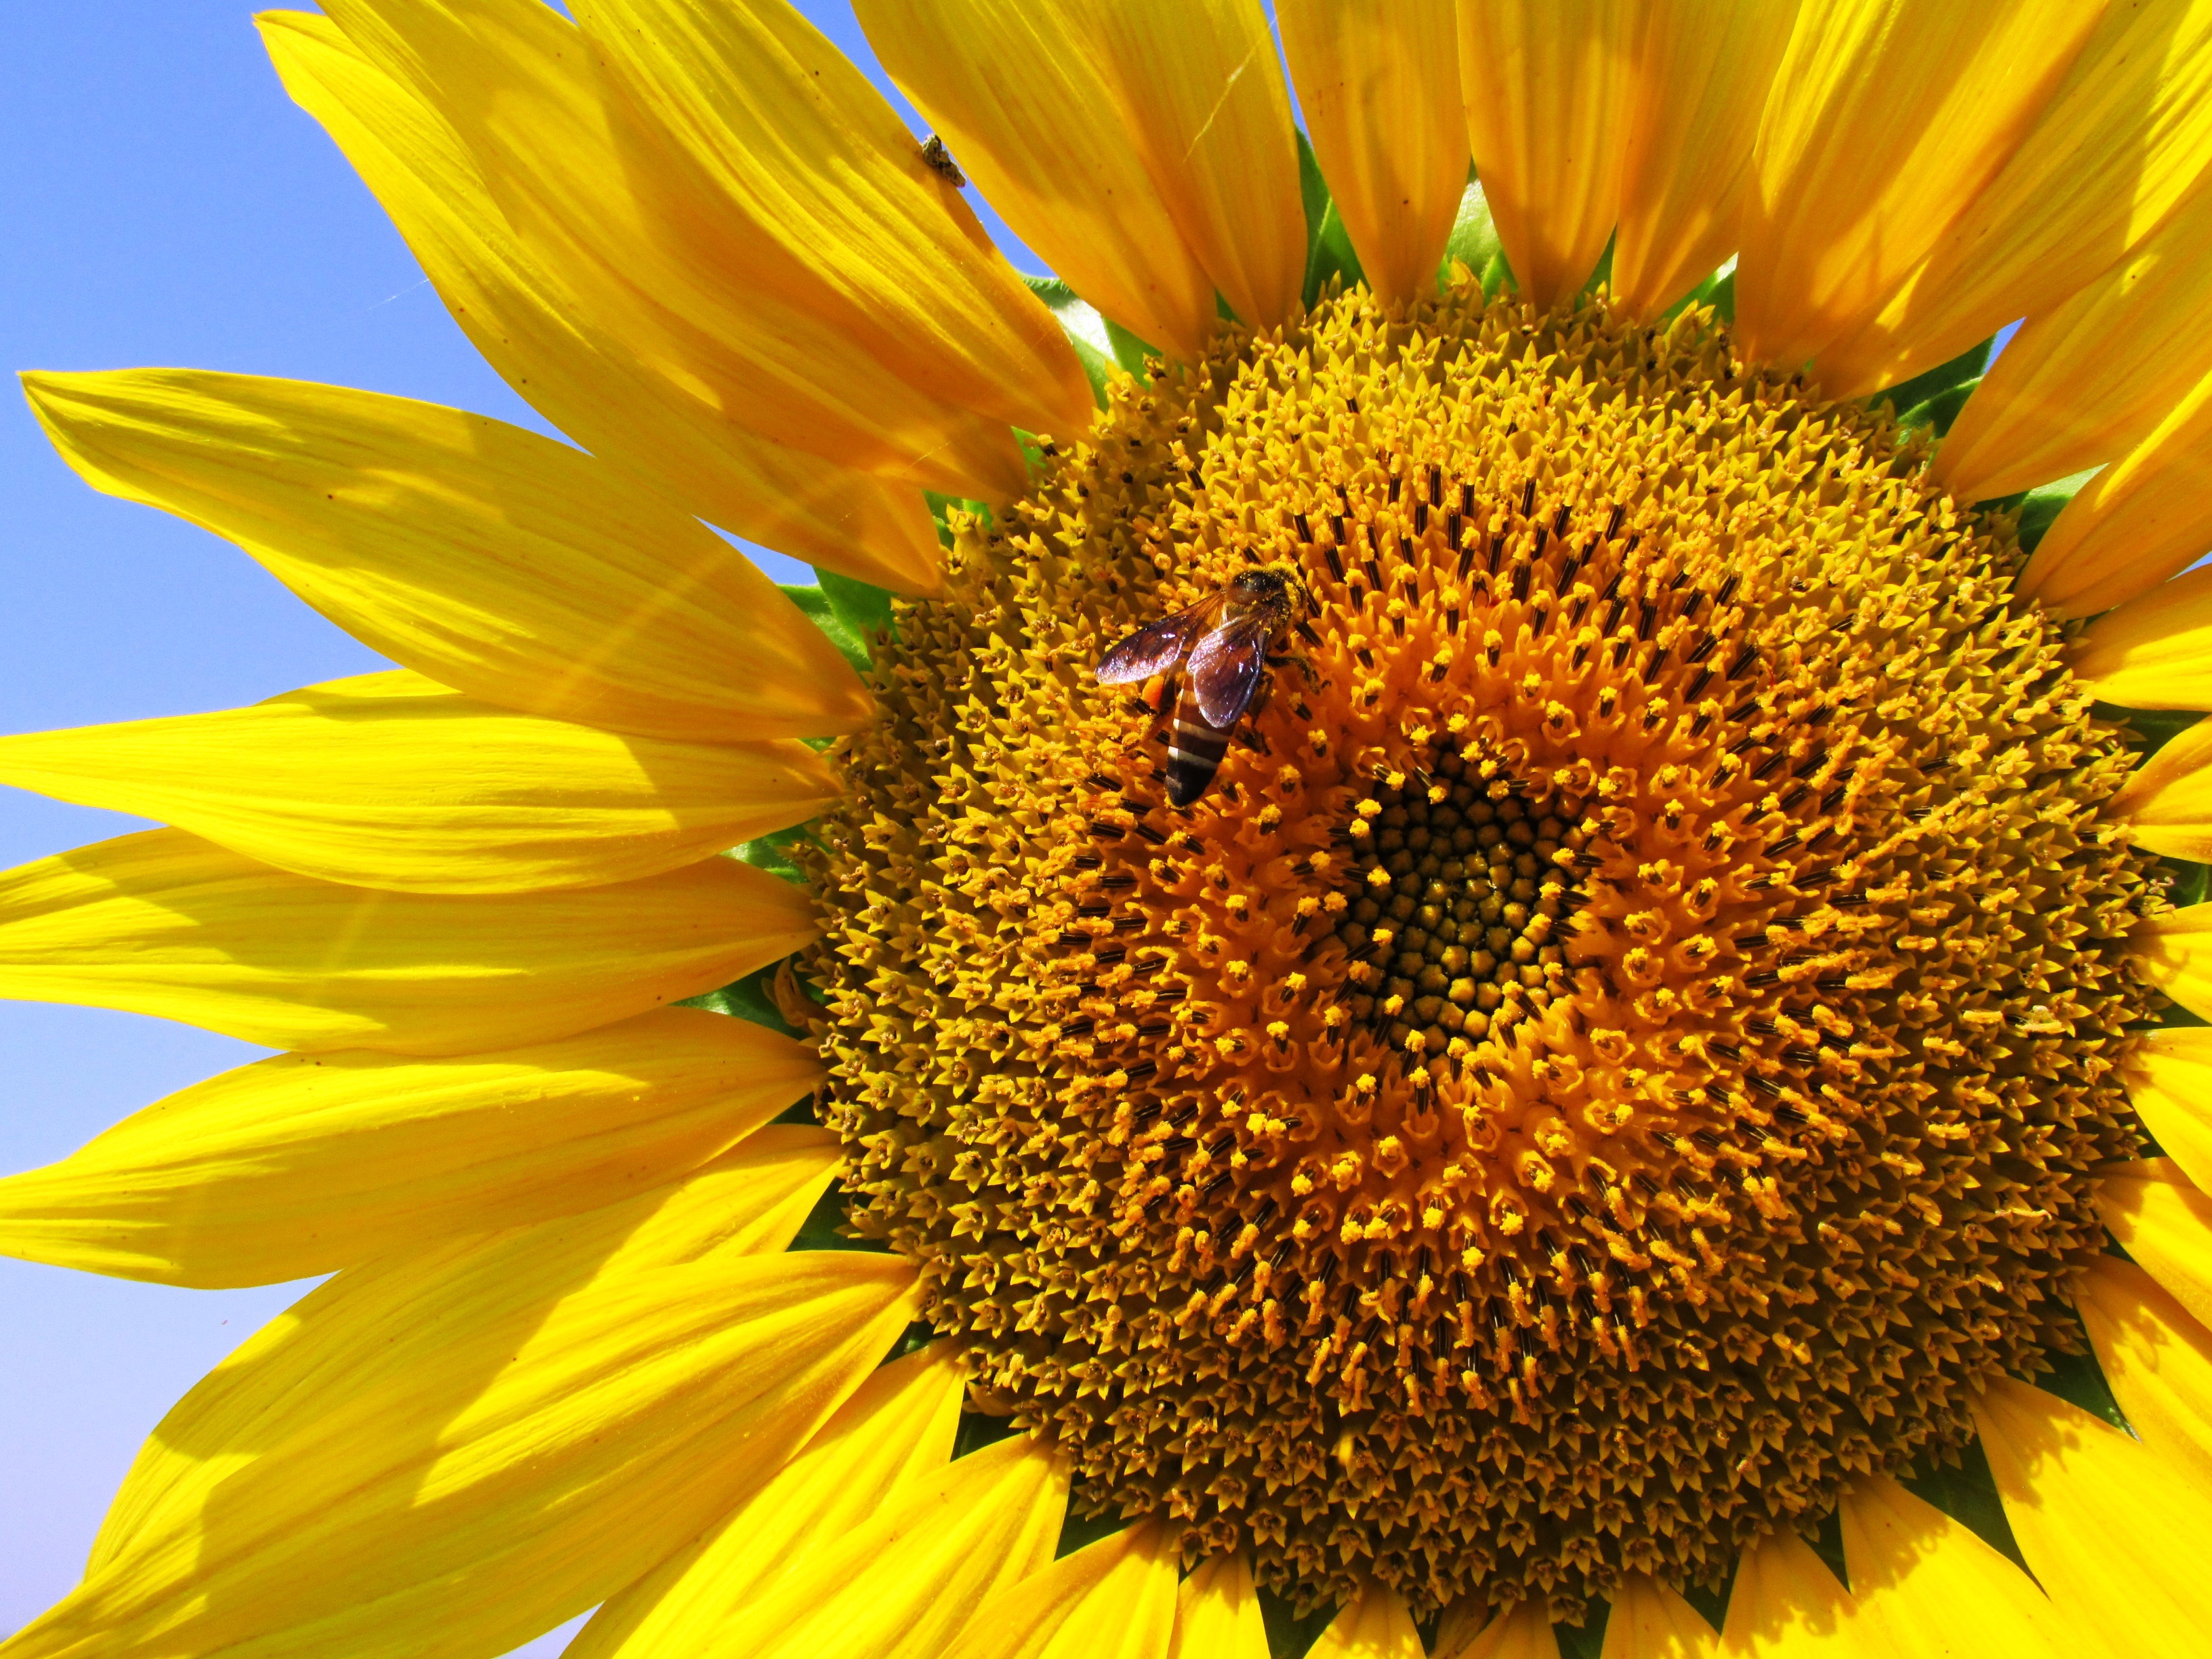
[2129,900,2212,1028]
[0,1006,815,1287]
[1734,0,2104,374]
[2066,560,2212,710]
[258,9,945,594]
[2076,1254,2212,1489]
[140,1124,837,1549]
[551,1122,844,1268]
[945,1521,1180,1659]
[568,1340,969,1659]
[1717,1522,1852,1656]
[607,1434,1067,1659]
[9,1233,916,1659]
[0,670,836,894]
[1835,1475,2075,1658]
[0,827,814,1057]
[2098,1160,2212,1333]
[2122,1027,2212,1193]
[1308,1580,1426,1658]
[1821,2,2212,398]
[853,0,1217,361]
[1934,189,2212,505]
[1600,1576,1717,1659]
[1435,1598,1559,1659]
[1456,0,1637,312]
[320,0,1025,499]
[567,0,1093,441]
[1086,0,1309,333]
[85,1126,847,1569]
[23,367,874,741]
[1276,0,1466,310]
[1975,1373,2212,1654]
[1610,0,1799,322]
[2018,388,2212,618]
[1167,1553,1269,1659]
[2107,708,2212,863]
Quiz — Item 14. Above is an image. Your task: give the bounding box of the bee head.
[1233,565,1312,617]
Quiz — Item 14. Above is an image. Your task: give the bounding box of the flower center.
[1341,760,1583,1054]
[805,284,2156,1619]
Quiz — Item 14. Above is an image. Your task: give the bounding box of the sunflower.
[8,0,2212,1654]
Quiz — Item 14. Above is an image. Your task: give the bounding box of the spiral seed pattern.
[804,284,2157,1620]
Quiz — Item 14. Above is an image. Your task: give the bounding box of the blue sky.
[0,1,1017,1643]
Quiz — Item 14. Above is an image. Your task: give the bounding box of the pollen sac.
[803,283,2159,1622]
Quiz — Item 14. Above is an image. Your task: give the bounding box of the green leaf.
[815,566,896,656]
[1703,268,1737,325]
[1019,272,1117,406]
[1437,167,1512,295]
[2032,1338,2131,1434]
[1896,377,1980,440]
[2096,700,2205,760]
[1663,257,1737,326]
[1576,231,1616,302]
[736,824,813,885]
[785,1179,890,1254]
[1258,1585,1339,1659]
[2162,854,2210,912]
[1103,316,1164,377]
[878,1320,935,1365]
[951,1408,1022,1460]
[1900,1437,2030,1573]
[924,489,996,551]
[1052,1505,1131,1559]
[2017,466,2099,552]
[1873,335,1992,424]
[2150,998,2208,1030]
[1553,1601,1609,1659]
[1677,1568,1733,1635]
[1804,1508,1849,1591]
[1297,129,1364,307]
[778,582,871,674]
[679,960,800,1038]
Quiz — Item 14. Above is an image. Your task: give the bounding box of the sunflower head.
[809,279,2158,1615]
[12,2,2212,1656]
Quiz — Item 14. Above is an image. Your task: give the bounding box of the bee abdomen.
[1166,711,1233,806]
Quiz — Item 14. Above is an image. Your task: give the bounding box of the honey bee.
[1096,567,1311,806]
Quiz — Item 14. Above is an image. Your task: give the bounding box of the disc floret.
[806,282,2156,1617]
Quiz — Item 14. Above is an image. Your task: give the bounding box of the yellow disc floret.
[804,283,2157,1618]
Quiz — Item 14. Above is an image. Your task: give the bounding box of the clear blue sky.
[0,2,1044,1643]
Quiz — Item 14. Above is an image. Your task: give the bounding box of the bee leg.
[1235,671,1281,754]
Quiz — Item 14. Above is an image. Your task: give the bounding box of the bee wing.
[1095,596,1218,684]
[1187,612,1273,729]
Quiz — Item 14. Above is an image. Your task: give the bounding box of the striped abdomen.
[1165,694,1234,806]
